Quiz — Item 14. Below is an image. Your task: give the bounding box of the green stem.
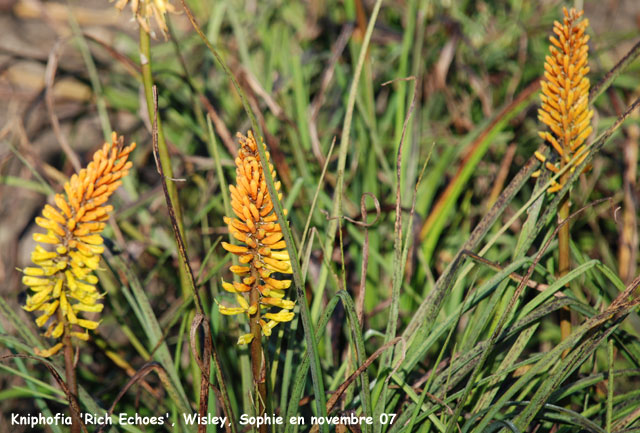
[138,27,190,302]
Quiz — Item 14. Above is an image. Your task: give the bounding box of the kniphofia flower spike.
[533,7,593,192]
[219,131,295,345]
[23,133,135,357]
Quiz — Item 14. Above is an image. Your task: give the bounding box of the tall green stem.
[138,27,190,301]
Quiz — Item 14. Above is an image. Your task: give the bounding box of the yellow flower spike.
[22,133,135,354]
[536,7,593,193]
[218,131,295,346]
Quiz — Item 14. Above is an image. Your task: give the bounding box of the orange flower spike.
[23,132,135,357]
[219,131,295,345]
[536,7,594,192]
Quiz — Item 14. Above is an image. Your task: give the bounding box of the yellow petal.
[236,294,249,310]
[222,281,237,293]
[219,305,247,315]
[34,343,64,358]
[260,319,278,337]
[237,333,254,345]
[35,312,52,327]
[221,242,249,254]
[22,276,49,287]
[230,265,250,274]
[71,303,104,313]
[71,331,90,341]
[76,319,100,330]
[262,297,295,309]
[269,250,290,261]
[51,322,64,338]
[32,233,60,244]
[264,310,294,323]
[264,277,291,290]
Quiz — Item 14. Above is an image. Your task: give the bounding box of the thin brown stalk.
[558,189,571,356]
[618,121,639,284]
[249,268,267,431]
[60,310,80,433]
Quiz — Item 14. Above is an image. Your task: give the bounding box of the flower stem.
[249,269,267,432]
[60,311,80,433]
[138,26,191,301]
[558,174,571,355]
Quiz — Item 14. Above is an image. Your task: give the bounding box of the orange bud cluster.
[22,133,135,357]
[533,7,593,193]
[219,131,294,345]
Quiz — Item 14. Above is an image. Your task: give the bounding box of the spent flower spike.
[533,7,594,192]
[219,131,295,344]
[112,0,176,38]
[22,133,135,357]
